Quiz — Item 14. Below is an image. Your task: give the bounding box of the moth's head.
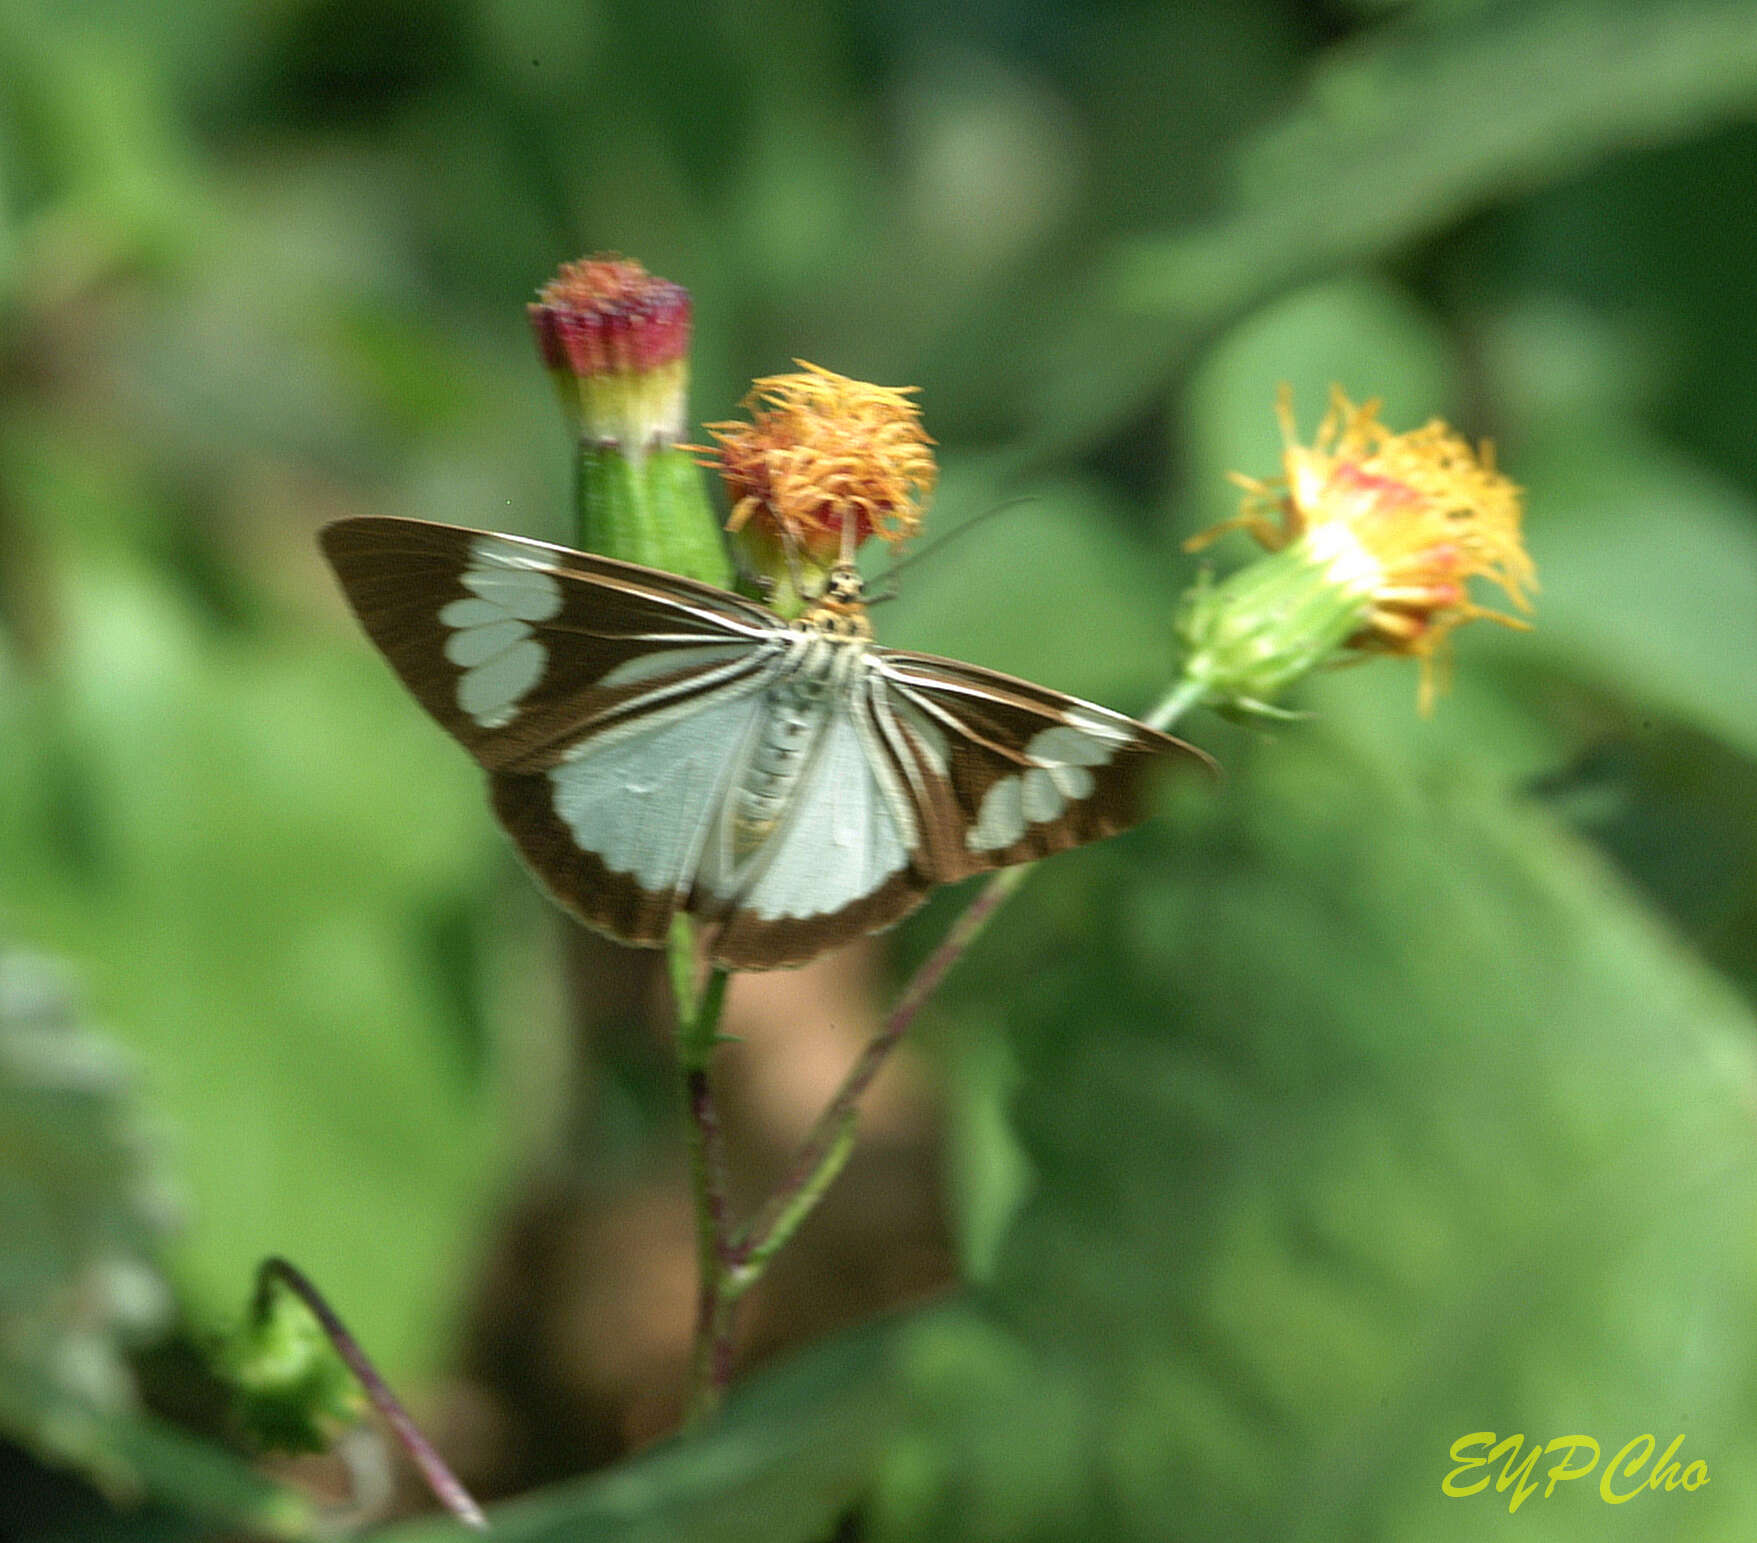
[797,562,873,639]
[820,564,864,606]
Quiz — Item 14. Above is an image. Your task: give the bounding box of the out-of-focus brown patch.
[718,940,935,1159]
[453,1172,695,1496]
[450,937,955,1502]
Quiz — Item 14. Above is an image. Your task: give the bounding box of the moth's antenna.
[864,495,1037,604]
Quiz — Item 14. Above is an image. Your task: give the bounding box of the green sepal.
[1175,540,1374,713]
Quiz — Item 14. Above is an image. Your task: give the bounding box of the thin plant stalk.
[255,1258,487,1531]
[677,675,1204,1418]
[668,924,738,1426]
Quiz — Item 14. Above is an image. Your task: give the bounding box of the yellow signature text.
[1443,1432,1708,1512]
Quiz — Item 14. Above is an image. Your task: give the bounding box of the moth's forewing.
[319,517,779,771]
[321,517,784,951]
[870,650,1211,878]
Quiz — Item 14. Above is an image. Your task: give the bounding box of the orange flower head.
[1190,385,1535,711]
[697,362,935,568]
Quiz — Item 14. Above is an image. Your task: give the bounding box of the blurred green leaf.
[0,537,511,1378]
[1019,0,1757,461]
[876,725,1757,1541]
[0,948,313,1536]
[878,464,1182,711]
[1116,0,1757,318]
[1507,419,1757,763]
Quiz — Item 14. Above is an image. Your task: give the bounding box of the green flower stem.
[1142,673,1207,733]
[682,1059,734,1421]
[729,863,1030,1280]
[727,1120,857,1292]
[668,921,737,1426]
[575,442,732,590]
[253,1259,485,1531]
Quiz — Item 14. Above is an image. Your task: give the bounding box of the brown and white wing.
[320,516,788,947]
[320,516,784,770]
[864,649,1210,882]
[321,517,1208,969]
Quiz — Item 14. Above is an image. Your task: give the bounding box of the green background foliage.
[4,0,1757,1537]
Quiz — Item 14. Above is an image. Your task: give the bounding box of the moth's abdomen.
[728,633,849,858]
[732,692,821,857]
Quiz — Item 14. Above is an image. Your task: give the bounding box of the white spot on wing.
[461,568,564,620]
[1048,763,1095,800]
[439,597,508,629]
[445,617,531,669]
[1026,723,1119,767]
[443,540,566,726]
[471,535,560,574]
[1064,707,1134,743]
[969,775,1026,852]
[1020,767,1062,824]
[457,637,545,725]
[967,716,1121,851]
[599,642,753,690]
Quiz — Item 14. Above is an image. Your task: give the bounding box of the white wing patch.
[599,642,756,690]
[717,706,910,922]
[443,537,565,727]
[547,687,767,894]
[966,719,1127,853]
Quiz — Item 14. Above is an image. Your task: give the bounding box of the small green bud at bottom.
[221,1292,365,1456]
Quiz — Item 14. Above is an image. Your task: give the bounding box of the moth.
[320,518,1208,969]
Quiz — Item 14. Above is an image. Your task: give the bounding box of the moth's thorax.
[794,563,873,641]
[794,601,872,642]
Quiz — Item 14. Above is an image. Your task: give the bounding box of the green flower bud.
[221,1285,364,1456]
[528,255,731,588]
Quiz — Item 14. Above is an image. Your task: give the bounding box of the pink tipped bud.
[528,255,692,449]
